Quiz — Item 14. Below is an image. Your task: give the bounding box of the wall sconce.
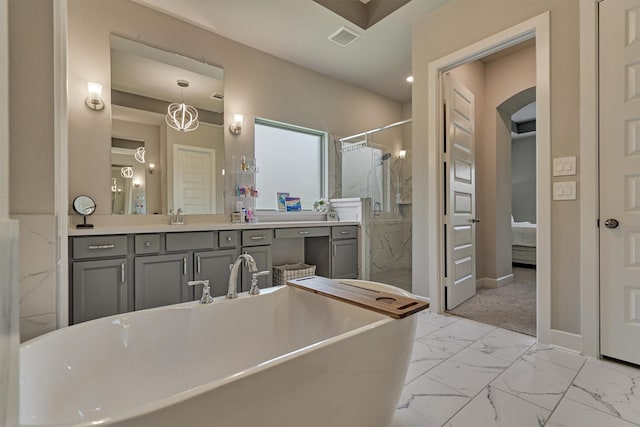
[229,113,243,135]
[398,150,407,160]
[133,179,141,188]
[85,82,105,111]
[148,163,156,174]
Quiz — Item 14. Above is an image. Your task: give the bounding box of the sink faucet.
[227,253,257,299]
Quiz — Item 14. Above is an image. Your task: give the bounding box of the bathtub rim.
[21,283,416,427]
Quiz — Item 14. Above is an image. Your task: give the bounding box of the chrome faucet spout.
[227,254,258,299]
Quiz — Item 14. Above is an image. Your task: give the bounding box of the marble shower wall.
[368,214,412,275]
[12,215,57,341]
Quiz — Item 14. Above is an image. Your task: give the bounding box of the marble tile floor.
[391,310,640,427]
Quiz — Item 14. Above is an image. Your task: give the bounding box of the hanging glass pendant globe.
[166,80,199,132]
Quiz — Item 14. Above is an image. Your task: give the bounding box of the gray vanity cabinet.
[331,239,358,279]
[240,229,273,292]
[194,248,240,298]
[240,246,273,291]
[303,226,358,279]
[134,253,193,310]
[331,226,358,279]
[72,258,129,324]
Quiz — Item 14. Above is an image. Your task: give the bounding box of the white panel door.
[173,145,216,215]
[600,0,640,366]
[444,74,477,310]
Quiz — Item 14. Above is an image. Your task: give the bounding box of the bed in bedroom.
[512,218,536,266]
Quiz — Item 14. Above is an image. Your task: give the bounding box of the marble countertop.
[68,220,359,236]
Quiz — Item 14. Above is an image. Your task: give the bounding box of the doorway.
[420,13,552,343]
[447,81,538,336]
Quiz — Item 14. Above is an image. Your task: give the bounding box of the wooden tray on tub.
[286,276,429,319]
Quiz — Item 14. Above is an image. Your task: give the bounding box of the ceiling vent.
[211,93,224,100]
[328,26,360,47]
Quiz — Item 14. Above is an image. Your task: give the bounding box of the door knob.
[470,218,480,223]
[604,218,619,229]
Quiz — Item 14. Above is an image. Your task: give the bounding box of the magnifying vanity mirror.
[110,35,225,215]
[73,195,97,228]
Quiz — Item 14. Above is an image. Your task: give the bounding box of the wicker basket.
[272,263,316,286]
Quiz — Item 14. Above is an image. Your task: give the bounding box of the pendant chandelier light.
[166,80,199,132]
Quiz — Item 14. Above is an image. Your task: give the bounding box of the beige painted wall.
[0,0,7,218]
[9,0,55,215]
[412,0,580,334]
[68,0,403,219]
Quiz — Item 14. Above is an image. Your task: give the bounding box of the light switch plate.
[553,181,577,200]
[553,156,577,176]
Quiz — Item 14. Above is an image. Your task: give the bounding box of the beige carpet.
[448,267,537,336]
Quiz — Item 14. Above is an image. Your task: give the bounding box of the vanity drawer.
[166,232,215,252]
[275,227,330,239]
[218,230,239,248]
[72,235,128,259]
[241,229,273,246]
[332,226,358,239]
[134,234,161,254]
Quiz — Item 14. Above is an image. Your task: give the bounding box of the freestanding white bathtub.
[20,280,418,427]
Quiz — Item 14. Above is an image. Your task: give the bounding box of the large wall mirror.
[110,35,225,215]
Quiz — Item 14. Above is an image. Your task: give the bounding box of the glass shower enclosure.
[339,119,412,292]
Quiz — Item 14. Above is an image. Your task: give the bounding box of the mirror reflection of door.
[111,139,146,215]
[172,144,216,215]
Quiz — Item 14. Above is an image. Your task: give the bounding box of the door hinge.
[443,276,452,288]
[597,218,600,228]
[442,152,449,163]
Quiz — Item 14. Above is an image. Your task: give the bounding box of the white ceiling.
[111,35,224,113]
[131,0,450,103]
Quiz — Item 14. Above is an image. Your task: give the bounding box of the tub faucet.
[249,270,270,295]
[227,254,257,299]
[187,280,214,304]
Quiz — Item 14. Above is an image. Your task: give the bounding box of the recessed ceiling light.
[406,76,414,83]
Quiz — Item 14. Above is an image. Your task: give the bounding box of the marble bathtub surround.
[392,311,640,427]
[13,215,57,342]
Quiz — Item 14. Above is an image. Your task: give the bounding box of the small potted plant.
[313,199,329,213]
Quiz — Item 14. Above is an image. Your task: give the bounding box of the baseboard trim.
[476,274,514,289]
[549,329,582,353]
